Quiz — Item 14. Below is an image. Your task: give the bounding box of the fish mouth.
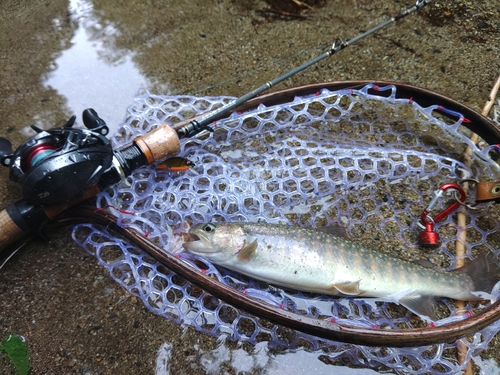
[182,229,213,254]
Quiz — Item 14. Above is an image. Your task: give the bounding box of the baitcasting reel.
[0,109,113,206]
[0,108,162,244]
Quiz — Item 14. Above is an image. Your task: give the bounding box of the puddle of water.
[475,356,500,375]
[155,340,380,375]
[42,0,148,135]
[155,339,499,375]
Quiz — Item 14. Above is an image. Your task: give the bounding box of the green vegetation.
[0,335,30,375]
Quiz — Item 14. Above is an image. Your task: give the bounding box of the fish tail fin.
[453,252,500,294]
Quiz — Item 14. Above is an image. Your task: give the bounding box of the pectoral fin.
[399,293,438,321]
[332,281,362,295]
[237,239,258,261]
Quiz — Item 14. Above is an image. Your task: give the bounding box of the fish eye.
[203,223,216,233]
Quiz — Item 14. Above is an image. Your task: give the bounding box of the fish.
[182,222,500,320]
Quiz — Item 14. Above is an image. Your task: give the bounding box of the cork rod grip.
[0,208,26,252]
[133,123,181,164]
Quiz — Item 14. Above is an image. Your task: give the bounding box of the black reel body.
[1,110,113,206]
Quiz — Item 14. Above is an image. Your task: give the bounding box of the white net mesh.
[72,83,500,374]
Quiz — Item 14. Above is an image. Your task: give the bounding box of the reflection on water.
[154,338,499,375]
[43,0,148,134]
[155,339,380,375]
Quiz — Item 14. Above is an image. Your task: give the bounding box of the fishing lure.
[157,157,195,173]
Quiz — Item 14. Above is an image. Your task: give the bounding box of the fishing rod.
[176,0,432,138]
[0,0,432,252]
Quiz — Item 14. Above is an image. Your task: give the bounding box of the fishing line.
[177,0,433,138]
[0,242,25,271]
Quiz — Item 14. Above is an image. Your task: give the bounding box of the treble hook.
[418,183,466,245]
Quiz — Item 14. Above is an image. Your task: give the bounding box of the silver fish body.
[183,222,499,319]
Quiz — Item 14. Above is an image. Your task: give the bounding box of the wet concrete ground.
[1,0,500,373]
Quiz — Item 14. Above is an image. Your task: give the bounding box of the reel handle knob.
[82,108,109,136]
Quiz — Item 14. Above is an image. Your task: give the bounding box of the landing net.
[72,83,500,374]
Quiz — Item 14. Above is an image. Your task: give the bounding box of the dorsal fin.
[411,259,436,269]
[237,239,258,261]
[316,226,350,239]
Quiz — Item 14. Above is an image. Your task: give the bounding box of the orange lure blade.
[157,157,195,172]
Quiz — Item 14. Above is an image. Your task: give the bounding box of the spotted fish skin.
[182,222,500,319]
